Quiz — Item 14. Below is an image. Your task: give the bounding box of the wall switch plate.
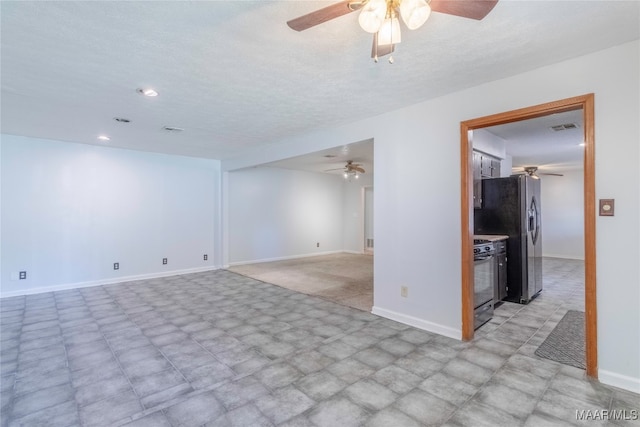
[162,258,168,265]
[19,271,27,280]
[599,199,615,216]
[113,262,119,270]
[401,286,408,298]
[203,254,208,261]
[316,242,320,248]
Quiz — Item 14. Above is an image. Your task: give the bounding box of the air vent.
[550,123,578,131]
[162,126,184,132]
[324,155,337,158]
[114,117,131,123]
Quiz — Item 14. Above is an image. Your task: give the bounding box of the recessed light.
[137,88,158,97]
[114,117,131,123]
[97,135,110,141]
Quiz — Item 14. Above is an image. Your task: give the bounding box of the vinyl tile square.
[213,376,270,410]
[371,365,422,394]
[74,374,132,406]
[344,378,397,410]
[130,368,186,397]
[11,383,75,419]
[307,397,370,427]
[295,371,348,401]
[164,390,225,426]
[208,403,274,427]
[326,358,375,384]
[476,383,538,419]
[352,347,396,369]
[394,389,457,425]
[253,362,302,389]
[419,371,478,406]
[254,385,315,424]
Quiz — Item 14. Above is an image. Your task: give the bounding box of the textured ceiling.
[487,109,585,174]
[1,1,638,160]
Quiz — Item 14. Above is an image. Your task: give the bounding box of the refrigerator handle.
[529,196,540,245]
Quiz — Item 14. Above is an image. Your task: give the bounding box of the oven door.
[474,254,495,308]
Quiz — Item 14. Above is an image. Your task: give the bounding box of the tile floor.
[1,258,638,426]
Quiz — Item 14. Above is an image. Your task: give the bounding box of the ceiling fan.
[287,0,498,62]
[517,166,564,177]
[325,160,366,177]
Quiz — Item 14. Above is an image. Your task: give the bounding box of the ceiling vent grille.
[550,123,578,131]
[162,126,184,132]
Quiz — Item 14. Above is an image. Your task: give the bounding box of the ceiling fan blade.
[354,166,365,173]
[371,34,395,58]
[324,167,346,172]
[541,173,564,177]
[429,0,499,20]
[287,0,358,32]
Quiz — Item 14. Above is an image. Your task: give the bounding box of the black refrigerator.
[475,175,542,303]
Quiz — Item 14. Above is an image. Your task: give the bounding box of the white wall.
[342,172,373,253]
[227,167,344,264]
[501,154,513,177]
[221,41,640,392]
[0,135,220,296]
[473,128,507,159]
[540,170,584,260]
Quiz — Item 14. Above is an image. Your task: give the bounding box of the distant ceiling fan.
[325,160,366,178]
[518,166,564,177]
[287,0,498,62]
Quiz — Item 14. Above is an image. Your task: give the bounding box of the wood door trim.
[460,94,597,378]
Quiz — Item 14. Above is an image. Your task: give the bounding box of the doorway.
[459,94,597,377]
[363,186,374,254]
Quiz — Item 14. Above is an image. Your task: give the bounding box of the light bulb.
[359,0,387,33]
[344,172,349,179]
[400,0,431,30]
[355,174,360,179]
[377,16,401,46]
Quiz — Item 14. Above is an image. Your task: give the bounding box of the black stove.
[473,239,495,256]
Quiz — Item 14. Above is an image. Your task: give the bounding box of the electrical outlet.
[400,286,408,298]
[203,254,208,261]
[113,262,119,270]
[162,258,168,265]
[316,242,320,248]
[19,271,27,280]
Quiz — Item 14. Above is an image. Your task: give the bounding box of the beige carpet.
[228,253,373,311]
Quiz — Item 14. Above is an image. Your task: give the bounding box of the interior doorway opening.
[460,94,597,378]
[363,186,374,254]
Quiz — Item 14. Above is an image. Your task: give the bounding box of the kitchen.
[469,110,586,368]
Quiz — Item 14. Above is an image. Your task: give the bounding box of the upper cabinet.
[473,151,501,208]
[480,156,501,178]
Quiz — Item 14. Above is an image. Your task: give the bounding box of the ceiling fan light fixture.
[358,0,387,33]
[400,0,431,30]
[378,15,402,46]
[137,88,158,97]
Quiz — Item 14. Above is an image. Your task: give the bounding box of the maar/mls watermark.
[576,409,638,421]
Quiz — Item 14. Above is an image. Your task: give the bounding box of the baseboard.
[0,266,221,298]
[343,250,364,255]
[228,250,345,266]
[599,369,640,394]
[372,306,462,340]
[542,254,585,261]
